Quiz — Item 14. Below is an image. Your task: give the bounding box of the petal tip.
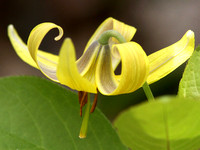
[54,26,64,41]
[186,30,194,39]
[105,17,114,20]
[8,24,15,34]
[8,24,14,29]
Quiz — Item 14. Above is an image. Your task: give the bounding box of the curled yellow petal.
[76,41,101,76]
[8,24,61,81]
[84,17,136,52]
[8,25,38,68]
[96,42,149,95]
[77,42,102,85]
[27,23,63,81]
[57,38,97,93]
[147,30,195,84]
[96,45,118,94]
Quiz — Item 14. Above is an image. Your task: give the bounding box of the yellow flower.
[8,17,194,97]
[8,17,195,138]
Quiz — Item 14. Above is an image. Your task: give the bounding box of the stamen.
[78,91,84,104]
[90,93,98,113]
[79,92,88,117]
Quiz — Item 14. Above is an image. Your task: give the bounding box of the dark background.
[0,0,200,119]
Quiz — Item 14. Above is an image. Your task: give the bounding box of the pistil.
[79,93,91,138]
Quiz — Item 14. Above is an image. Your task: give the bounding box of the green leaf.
[179,46,200,98]
[114,96,200,150]
[0,76,127,150]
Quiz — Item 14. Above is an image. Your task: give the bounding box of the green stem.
[142,82,155,101]
[79,93,90,138]
[98,30,126,45]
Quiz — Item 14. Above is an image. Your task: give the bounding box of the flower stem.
[79,93,90,138]
[142,82,155,101]
[98,30,126,45]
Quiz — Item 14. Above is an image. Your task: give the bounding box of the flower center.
[77,30,127,116]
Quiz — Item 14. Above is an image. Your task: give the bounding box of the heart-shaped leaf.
[0,76,127,150]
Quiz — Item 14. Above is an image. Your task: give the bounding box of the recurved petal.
[27,23,63,81]
[147,30,195,84]
[96,42,149,95]
[8,24,60,79]
[76,41,101,76]
[8,25,38,68]
[84,17,136,52]
[57,38,97,93]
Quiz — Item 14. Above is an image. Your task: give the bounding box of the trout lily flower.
[8,17,194,138]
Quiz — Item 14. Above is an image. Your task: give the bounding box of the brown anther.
[78,91,99,116]
[90,93,98,113]
[79,92,88,117]
[78,91,84,104]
